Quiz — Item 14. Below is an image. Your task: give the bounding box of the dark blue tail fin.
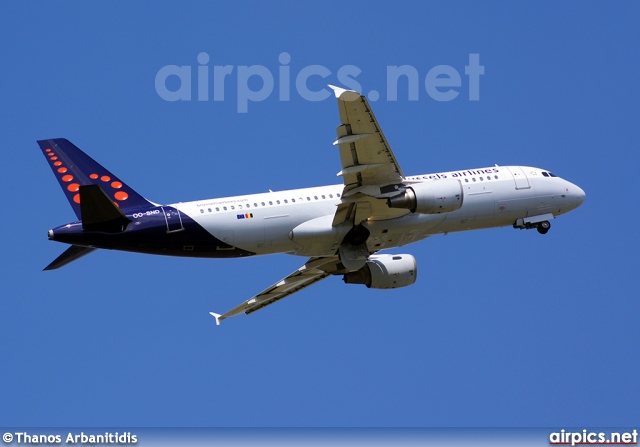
[37,138,154,219]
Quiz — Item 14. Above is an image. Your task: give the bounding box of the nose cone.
[574,185,586,208]
[567,182,586,209]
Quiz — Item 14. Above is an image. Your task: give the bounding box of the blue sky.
[1,1,639,428]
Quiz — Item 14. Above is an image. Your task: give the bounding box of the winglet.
[209,312,223,326]
[327,84,360,101]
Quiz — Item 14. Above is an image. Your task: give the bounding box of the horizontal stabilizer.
[80,185,131,232]
[44,245,97,270]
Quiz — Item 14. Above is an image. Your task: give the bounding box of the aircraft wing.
[210,256,343,325]
[211,88,410,325]
[329,85,409,225]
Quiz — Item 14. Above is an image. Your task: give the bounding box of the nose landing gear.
[513,214,554,235]
[537,220,551,235]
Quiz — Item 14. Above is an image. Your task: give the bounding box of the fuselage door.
[162,207,184,233]
[506,167,531,190]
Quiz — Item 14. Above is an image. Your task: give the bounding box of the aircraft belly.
[364,213,444,251]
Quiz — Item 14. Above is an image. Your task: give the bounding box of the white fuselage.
[175,165,585,257]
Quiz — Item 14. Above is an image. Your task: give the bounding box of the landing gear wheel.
[344,224,370,246]
[537,221,551,234]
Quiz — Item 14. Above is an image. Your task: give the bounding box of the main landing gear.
[339,224,371,271]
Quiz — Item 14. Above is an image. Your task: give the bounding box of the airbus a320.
[38,86,585,324]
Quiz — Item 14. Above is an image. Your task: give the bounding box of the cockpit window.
[542,171,549,177]
[548,172,557,177]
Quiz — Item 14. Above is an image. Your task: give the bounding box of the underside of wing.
[212,87,421,325]
[210,256,343,325]
[329,85,409,226]
[331,85,404,189]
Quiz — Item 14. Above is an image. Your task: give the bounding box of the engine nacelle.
[387,179,463,214]
[343,254,417,289]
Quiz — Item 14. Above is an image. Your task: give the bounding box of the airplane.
[38,85,585,325]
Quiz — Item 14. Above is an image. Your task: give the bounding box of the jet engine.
[387,179,463,214]
[343,254,417,289]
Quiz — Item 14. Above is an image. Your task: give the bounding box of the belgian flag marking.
[237,213,254,219]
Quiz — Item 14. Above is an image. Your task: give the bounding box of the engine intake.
[387,179,463,214]
[343,254,417,289]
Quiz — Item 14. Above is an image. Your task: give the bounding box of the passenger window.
[337,193,341,197]
[231,206,235,210]
[465,179,469,183]
[269,201,273,205]
[246,204,250,208]
[276,200,280,204]
[223,206,227,211]
[208,208,211,212]
[200,209,204,213]
[314,196,318,200]
[472,178,477,182]
[216,207,219,211]
[254,203,258,207]
[322,195,326,199]
[261,202,265,206]
[292,198,296,203]
[494,175,498,179]
[329,194,333,198]
[284,199,288,203]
